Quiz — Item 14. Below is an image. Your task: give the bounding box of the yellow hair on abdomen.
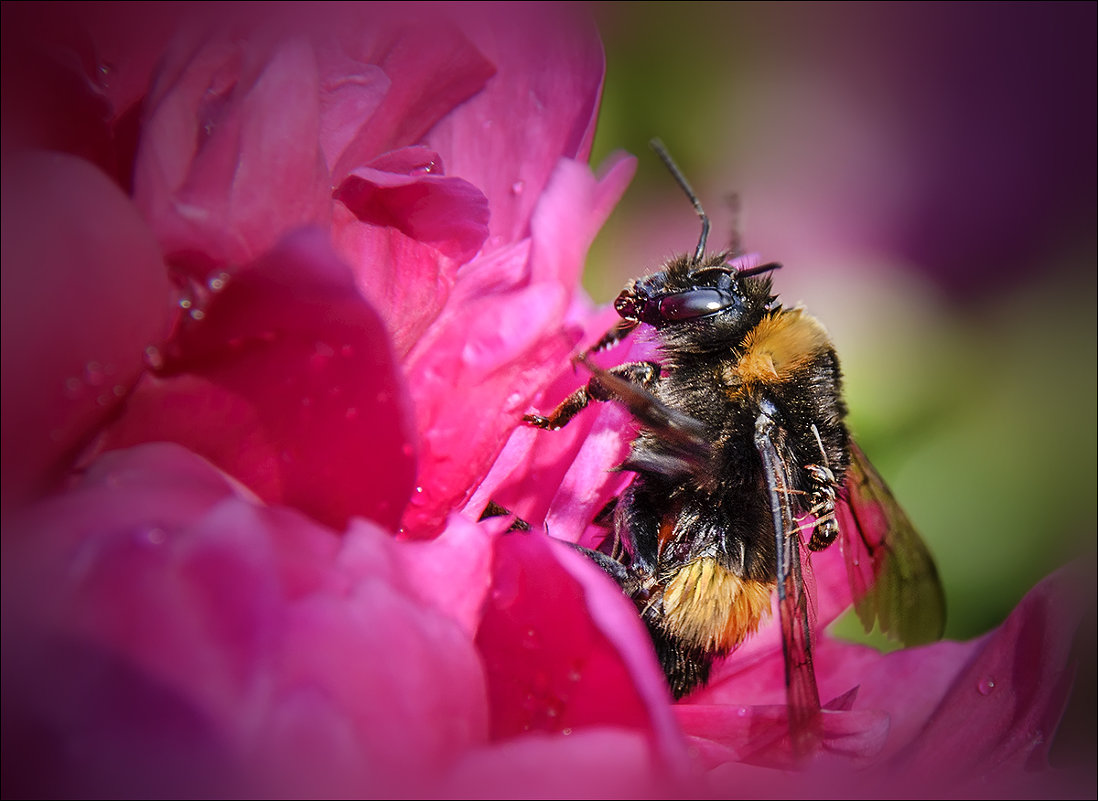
[661,558,774,653]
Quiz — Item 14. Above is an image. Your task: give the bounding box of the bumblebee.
[521,141,945,741]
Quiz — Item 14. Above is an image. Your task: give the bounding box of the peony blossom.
[1,3,1091,798]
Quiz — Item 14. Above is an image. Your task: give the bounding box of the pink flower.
[1,3,1091,798]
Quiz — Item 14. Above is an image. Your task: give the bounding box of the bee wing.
[755,410,821,756]
[837,440,946,646]
[576,356,715,483]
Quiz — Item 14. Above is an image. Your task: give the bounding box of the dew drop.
[189,308,205,321]
[144,345,164,371]
[510,180,525,196]
[179,298,192,310]
[521,627,541,650]
[561,727,572,736]
[207,272,230,292]
[144,527,167,545]
[415,486,424,494]
[977,677,996,696]
[84,361,105,386]
[112,384,126,398]
[96,393,112,407]
[63,377,82,399]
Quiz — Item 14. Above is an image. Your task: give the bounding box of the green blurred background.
[584,2,1096,643]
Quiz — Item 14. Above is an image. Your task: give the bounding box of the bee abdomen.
[659,558,774,653]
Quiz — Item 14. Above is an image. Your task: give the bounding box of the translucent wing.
[755,409,821,757]
[836,440,946,646]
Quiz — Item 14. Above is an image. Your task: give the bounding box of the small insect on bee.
[521,140,946,751]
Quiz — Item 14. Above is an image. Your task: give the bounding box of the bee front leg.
[523,361,660,430]
[586,319,640,354]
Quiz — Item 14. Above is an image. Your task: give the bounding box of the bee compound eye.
[657,288,733,321]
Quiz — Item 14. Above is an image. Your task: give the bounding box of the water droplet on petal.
[84,362,104,386]
[189,308,205,321]
[415,486,424,494]
[144,345,164,371]
[521,627,541,650]
[510,180,525,196]
[179,297,192,310]
[977,677,996,696]
[63,377,82,399]
[561,727,572,736]
[207,272,230,292]
[144,527,167,545]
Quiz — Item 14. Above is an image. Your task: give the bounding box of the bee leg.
[478,500,530,532]
[803,464,839,552]
[590,497,624,559]
[586,319,640,354]
[523,361,660,430]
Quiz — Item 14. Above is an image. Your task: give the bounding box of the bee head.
[614,256,780,344]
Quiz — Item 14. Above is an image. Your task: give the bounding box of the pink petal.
[314,51,389,173]
[0,151,173,516]
[93,229,415,532]
[135,33,331,270]
[442,729,698,799]
[332,146,490,354]
[400,156,635,536]
[329,17,495,182]
[2,443,487,797]
[393,514,495,637]
[0,5,114,170]
[338,150,489,263]
[424,5,607,253]
[475,527,685,758]
[879,565,1088,793]
[468,311,645,543]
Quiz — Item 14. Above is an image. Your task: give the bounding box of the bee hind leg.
[803,464,839,551]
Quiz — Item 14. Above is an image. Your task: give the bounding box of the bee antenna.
[737,261,782,278]
[650,138,709,264]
